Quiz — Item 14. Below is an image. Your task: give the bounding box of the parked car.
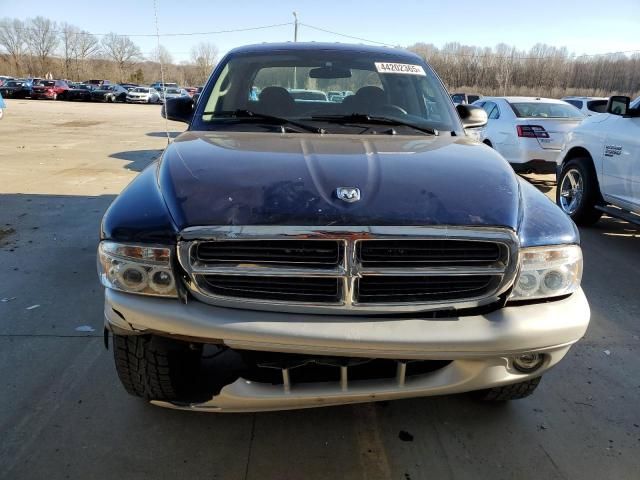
[150,81,178,91]
[556,95,640,225]
[288,88,328,101]
[451,92,483,105]
[0,76,14,86]
[0,91,5,120]
[561,96,609,116]
[91,84,128,102]
[31,79,70,100]
[159,87,190,101]
[184,87,198,97]
[85,79,111,88]
[125,87,161,103]
[62,84,94,101]
[98,42,589,412]
[473,96,586,174]
[0,79,32,99]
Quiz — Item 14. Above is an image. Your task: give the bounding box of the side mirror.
[606,96,630,116]
[162,96,194,123]
[457,104,488,128]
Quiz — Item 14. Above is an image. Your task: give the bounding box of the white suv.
[557,96,640,225]
[562,96,609,116]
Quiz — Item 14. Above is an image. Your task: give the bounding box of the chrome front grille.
[178,226,519,314]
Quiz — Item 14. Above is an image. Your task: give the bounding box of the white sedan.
[126,87,161,104]
[473,97,586,174]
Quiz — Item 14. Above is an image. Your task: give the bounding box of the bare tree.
[25,16,58,75]
[74,30,100,79]
[60,23,81,79]
[0,18,26,75]
[101,32,142,82]
[190,41,218,85]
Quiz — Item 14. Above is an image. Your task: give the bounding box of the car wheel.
[557,158,603,226]
[472,377,542,401]
[113,334,202,401]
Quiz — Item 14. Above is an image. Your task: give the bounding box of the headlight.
[510,245,582,300]
[97,241,178,298]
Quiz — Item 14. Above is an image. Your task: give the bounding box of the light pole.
[293,11,298,89]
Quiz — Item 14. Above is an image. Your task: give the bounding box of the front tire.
[113,334,201,401]
[473,377,542,401]
[557,158,602,225]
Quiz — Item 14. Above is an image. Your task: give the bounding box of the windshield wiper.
[203,109,325,134]
[309,114,438,136]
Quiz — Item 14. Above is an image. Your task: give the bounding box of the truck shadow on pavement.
[109,149,164,171]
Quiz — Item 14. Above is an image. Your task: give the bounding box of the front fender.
[101,163,178,243]
[516,177,579,247]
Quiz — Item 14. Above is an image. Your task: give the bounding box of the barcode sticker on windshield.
[375,62,426,76]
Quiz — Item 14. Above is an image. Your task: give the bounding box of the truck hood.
[158,131,521,229]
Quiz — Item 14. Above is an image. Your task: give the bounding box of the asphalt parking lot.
[1,100,639,480]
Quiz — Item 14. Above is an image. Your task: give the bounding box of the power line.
[12,22,294,38]
[300,23,397,48]
[300,23,640,59]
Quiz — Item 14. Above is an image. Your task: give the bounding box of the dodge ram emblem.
[336,187,361,203]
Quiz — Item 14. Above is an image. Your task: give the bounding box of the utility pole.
[293,11,298,89]
[293,11,298,42]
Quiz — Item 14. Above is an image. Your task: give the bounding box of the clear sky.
[2,0,639,62]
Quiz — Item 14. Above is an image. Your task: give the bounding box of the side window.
[482,101,499,119]
[565,99,582,109]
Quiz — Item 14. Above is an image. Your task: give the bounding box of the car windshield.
[196,50,458,134]
[132,88,148,93]
[41,81,55,87]
[509,102,584,119]
[631,97,640,109]
[166,88,180,94]
[451,94,465,103]
[7,81,23,87]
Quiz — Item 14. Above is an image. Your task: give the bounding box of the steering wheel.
[375,104,408,116]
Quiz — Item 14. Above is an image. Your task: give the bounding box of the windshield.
[6,81,23,87]
[40,81,55,87]
[166,88,181,94]
[132,88,148,93]
[196,50,458,134]
[509,102,584,119]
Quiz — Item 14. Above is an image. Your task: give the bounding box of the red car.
[184,87,197,97]
[31,80,69,100]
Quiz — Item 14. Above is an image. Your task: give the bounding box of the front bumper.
[104,288,590,411]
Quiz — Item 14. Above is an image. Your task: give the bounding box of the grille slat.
[357,276,495,303]
[195,240,341,267]
[201,275,342,303]
[358,240,502,267]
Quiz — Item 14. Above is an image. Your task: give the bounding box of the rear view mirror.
[162,96,194,123]
[309,66,352,79]
[606,96,630,116]
[456,104,488,128]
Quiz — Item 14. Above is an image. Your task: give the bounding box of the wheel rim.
[559,168,584,215]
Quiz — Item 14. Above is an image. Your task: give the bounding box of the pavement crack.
[243,414,257,480]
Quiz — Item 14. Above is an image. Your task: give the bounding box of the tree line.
[1,15,639,97]
[408,42,640,98]
[0,16,218,86]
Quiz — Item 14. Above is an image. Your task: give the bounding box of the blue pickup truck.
[98,43,589,412]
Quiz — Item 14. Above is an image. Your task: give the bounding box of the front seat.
[342,86,388,114]
[256,86,295,117]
